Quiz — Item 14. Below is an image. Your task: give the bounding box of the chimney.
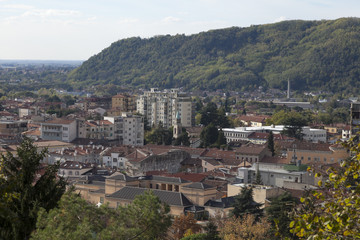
[287,79,291,99]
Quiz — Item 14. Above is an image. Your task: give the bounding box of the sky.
[1,0,360,60]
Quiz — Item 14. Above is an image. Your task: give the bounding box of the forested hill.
[68,18,360,93]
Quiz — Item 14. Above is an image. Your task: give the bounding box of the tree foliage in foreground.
[0,137,66,240]
[266,192,297,239]
[290,137,360,239]
[32,190,171,240]
[231,187,263,221]
[219,214,271,240]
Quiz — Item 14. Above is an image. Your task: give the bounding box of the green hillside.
[68,18,360,94]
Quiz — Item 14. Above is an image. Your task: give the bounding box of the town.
[1,81,358,224]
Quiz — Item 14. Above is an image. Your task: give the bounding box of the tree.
[200,123,218,147]
[215,129,227,148]
[290,137,360,239]
[32,190,172,240]
[219,214,271,240]
[31,191,109,240]
[0,137,66,240]
[200,102,218,126]
[254,168,263,185]
[100,190,172,239]
[267,131,275,156]
[265,192,297,239]
[231,187,263,221]
[282,116,307,140]
[174,129,190,146]
[170,213,202,240]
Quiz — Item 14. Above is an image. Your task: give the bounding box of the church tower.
[173,111,182,139]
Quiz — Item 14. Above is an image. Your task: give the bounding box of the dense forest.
[68,18,360,94]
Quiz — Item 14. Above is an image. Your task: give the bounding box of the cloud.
[161,16,180,23]
[118,18,139,24]
[22,9,81,18]
[274,16,287,22]
[3,4,34,10]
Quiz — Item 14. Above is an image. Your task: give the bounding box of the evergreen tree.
[200,123,219,147]
[215,129,227,148]
[254,168,263,185]
[0,137,66,240]
[232,187,263,221]
[268,131,275,156]
[266,192,297,239]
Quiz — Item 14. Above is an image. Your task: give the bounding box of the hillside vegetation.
[69,18,360,94]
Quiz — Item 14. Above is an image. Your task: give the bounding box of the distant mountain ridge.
[68,18,360,94]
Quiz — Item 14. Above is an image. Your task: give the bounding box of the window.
[68,171,73,175]
[75,171,79,175]
[100,197,104,204]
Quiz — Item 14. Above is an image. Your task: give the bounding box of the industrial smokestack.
[287,79,291,99]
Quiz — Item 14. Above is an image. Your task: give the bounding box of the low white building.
[40,119,77,142]
[222,125,327,143]
[237,162,315,188]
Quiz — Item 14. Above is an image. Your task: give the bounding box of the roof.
[204,197,235,208]
[107,187,193,206]
[286,141,333,152]
[107,172,137,181]
[182,182,216,190]
[43,118,75,125]
[236,144,267,155]
[261,156,289,164]
[60,161,92,169]
[150,175,189,184]
[200,148,236,161]
[237,115,269,123]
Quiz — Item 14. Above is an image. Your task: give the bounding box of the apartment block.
[136,88,194,129]
[40,119,77,142]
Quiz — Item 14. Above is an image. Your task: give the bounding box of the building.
[40,118,77,142]
[104,113,144,146]
[83,120,116,140]
[111,94,136,113]
[350,102,360,137]
[136,88,194,128]
[222,125,326,143]
[0,120,28,139]
[237,162,315,188]
[286,142,349,165]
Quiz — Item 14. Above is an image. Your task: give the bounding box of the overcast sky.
[1,0,360,60]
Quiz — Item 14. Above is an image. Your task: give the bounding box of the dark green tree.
[282,116,307,140]
[31,191,109,239]
[0,137,66,240]
[174,129,190,146]
[200,102,218,126]
[231,187,263,222]
[266,192,297,239]
[268,131,275,156]
[32,190,171,240]
[200,123,219,147]
[254,168,263,185]
[215,129,227,148]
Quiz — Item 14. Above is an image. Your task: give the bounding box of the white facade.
[104,113,144,146]
[40,119,77,142]
[136,88,193,129]
[222,125,327,143]
[102,152,128,169]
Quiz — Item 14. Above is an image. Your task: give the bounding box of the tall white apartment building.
[104,113,144,146]
[136,88,194,129]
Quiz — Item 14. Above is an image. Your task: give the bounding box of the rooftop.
[107,186,193,206]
